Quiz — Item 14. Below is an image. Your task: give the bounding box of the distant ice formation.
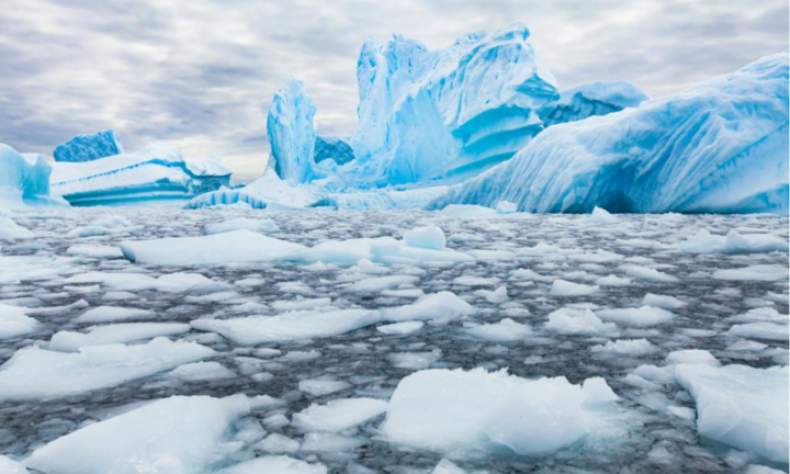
[53,129,124,163]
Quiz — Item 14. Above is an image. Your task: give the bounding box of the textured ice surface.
[51,144,232,206]
[676,364,789,464]
[53,130,124,163]
[0,144,58,210]
[292,398,387,432]
[0,304,39,340]
[432,52,789,214]
[27,394,249,474]
[0,208,787,473]
[268,78,319,184]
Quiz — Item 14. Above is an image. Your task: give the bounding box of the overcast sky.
[1,0,787,182]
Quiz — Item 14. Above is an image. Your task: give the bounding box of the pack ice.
[51,143,232,206]
[432,52,789,214]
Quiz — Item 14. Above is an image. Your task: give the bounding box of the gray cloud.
[0,0,786,183]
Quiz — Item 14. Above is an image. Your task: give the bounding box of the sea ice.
[49,323,190,351]
[596,306,676,327]
[0,303,39,340]
[292,397,388,432]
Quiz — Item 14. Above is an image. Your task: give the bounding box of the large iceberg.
[267,78,319,184]
[51,144,233,206]
[0,144,60,210]
[53,129,124,163]
[431,52,789,214]
[346,22,560,187]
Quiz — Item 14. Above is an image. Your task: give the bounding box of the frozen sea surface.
[0,207,787,474]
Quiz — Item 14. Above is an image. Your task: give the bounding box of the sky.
[1,0,787,183]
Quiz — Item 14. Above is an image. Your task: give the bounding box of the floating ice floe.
[27,394,250,474]
[713,264,790,282]
[74,305,154,323]
[0,337,214,400]
[383,368,621,456]
[0,303,39,340]
[292,397,388,432]
[544,308,616,335]
[381,291,475,323]
[465,318,532,342]
[48,322,190,351]
[0,455,28,474]
[298,378,351,397]
[596,306,676,327]
[218,455,326,474]
[191,309,381,344]
[550,279,599,296]
[675,229,789,254]
[205,217,280,235]
[675,363,789,464]
[121,229,308,265]
[0,216,35,239]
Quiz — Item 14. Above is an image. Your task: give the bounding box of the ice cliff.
[0,144,61,210]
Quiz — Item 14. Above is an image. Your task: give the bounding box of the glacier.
[0,144,62,210]
[430,52,790,214]
[268,78,319,184]
[53,129,124,163]
[51,144,233,206]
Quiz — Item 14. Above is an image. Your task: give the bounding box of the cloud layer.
[1,0,787,182]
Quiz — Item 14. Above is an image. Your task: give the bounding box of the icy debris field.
[0,206,788,474]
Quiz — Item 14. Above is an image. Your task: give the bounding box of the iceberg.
[53,129,124,163]
[0,144,60,209]
[51,144,232,206]
[538,81,648,127]
[431,52,789,214]
[314,135,354,165]
[346,22,560,187]
[268,78,319,184]
[26,394,250,474]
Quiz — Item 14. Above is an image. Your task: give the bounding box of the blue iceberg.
[0,144,62,210]
[267,78,319,184]
[53,129,124,163]
[430,52,789,215]
[345,22,560,187]
[51,145,233,206]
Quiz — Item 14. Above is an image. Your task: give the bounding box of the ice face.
[432,52,790,215]
[0,144,57,210]
[53,130,124,163]
[50,144,232,206]
[267,78,319,184]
